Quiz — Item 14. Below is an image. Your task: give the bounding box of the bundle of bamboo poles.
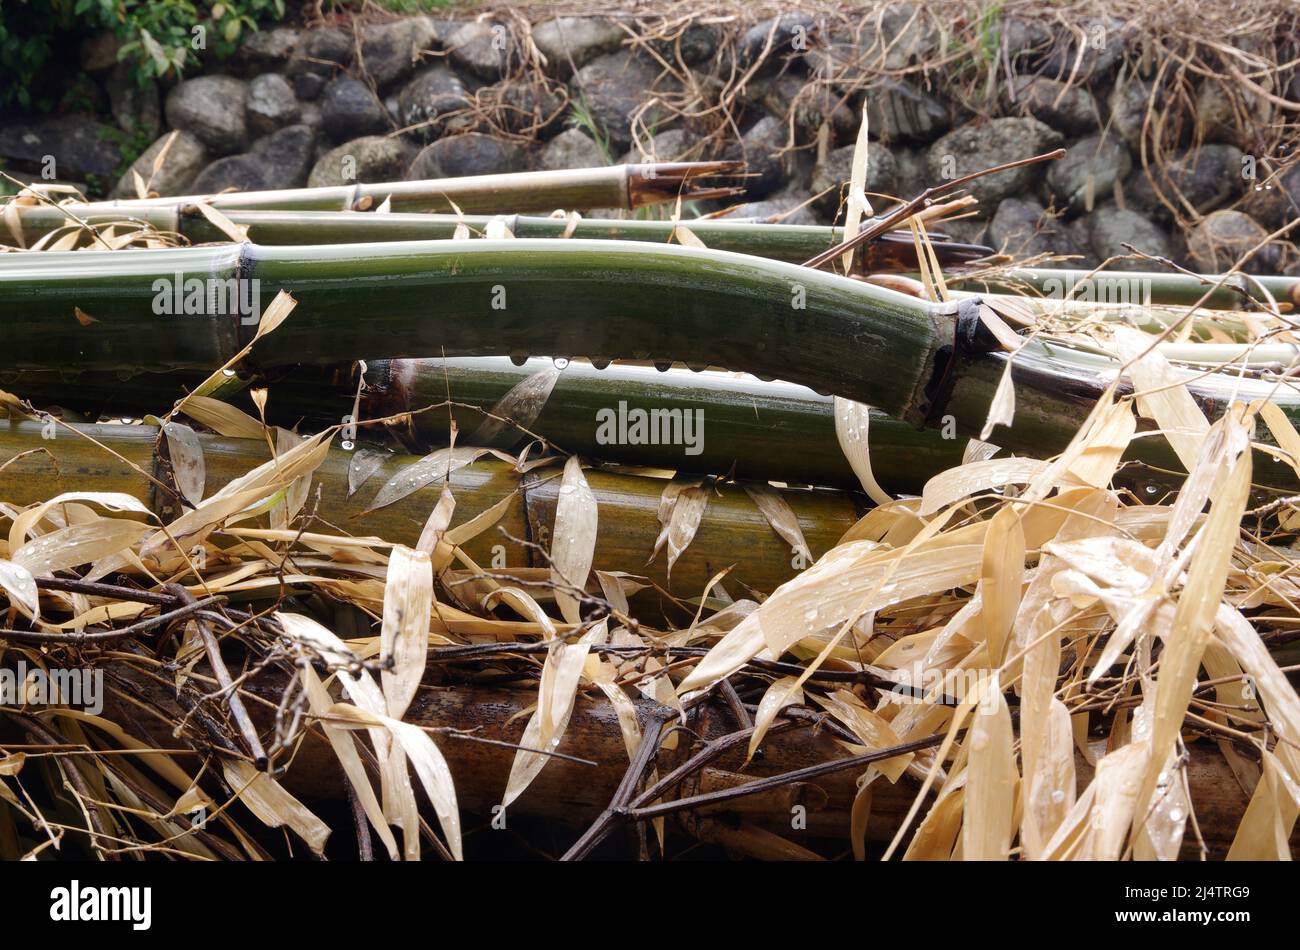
[1,162,1298,863]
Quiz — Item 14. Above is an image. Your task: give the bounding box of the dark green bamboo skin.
[0,356,1216,498]
[0,244,246,372]
[948,344,1300,493]
[0,239,943,409]
[248,240,941,411]
[0,420,859,598]
[379,357,965,492]
[0,358,961,494]
[25,207,1291,311]
[3,240,1296,491]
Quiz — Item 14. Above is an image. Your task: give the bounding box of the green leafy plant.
[0,0,287,109]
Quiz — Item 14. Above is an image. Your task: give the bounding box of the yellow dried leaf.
[380,544,433,720]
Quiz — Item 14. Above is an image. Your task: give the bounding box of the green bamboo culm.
[2,239,1295,490]
[0,354,1206,498]
[45,162,744,216]
[5,357,963,492]
[5,206,990,275]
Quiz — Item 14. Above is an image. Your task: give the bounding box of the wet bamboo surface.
[2,358,962,493]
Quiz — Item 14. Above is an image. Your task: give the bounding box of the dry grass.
[331,1,1300,236]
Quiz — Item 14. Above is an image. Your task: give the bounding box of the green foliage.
[100,122,157,182]
[0,0,78,109]
[975,2,1004,66]
[0,0,287,109]
[567,101,613,165]
[328,0,461,10]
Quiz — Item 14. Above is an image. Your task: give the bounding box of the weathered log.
[101,668,1261,858]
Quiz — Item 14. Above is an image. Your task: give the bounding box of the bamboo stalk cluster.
[1,161,1298,862]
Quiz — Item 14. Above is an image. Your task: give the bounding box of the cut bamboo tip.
[627,160,749,205]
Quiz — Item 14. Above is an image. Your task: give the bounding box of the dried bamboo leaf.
[743,483,811,564]
[502,620,605,809]
[301,666,399,860]
[0,560,38,618]
[325,702,463,860]
[181,396,264,440]
[551,456,597,626]
[841,105,871,273]
[833,398,892,506]
[1140,410,1251,818]
[347,447,392,497]
[979,506,1025,666]
[468,366,561,446]
[221,758,330,855]
[650,475,701,562]
[980,361,1016,442]
[194,202,249,242]
[664,484,709,581]
[815,690,913,782]
[921,457,1051,516]
[12,519,148,576]
[162,421,206,505]
[416,483,456,560]
[746,676,803,765]
[380,545,434,720]
[1065,398,1135,488]
[1114,327,1209,471]
[962,681,1017,860]
[368,447,487,511]
[1227,749,1300,859]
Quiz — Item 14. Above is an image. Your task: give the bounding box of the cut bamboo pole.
[0,420,858,597]
[101,674,1257,857]
[4,358,962,493]
[5,205,990,273]
[47,162,744,216]
[0,240,1294,488]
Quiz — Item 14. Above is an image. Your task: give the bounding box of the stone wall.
[6,1,1300,276]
